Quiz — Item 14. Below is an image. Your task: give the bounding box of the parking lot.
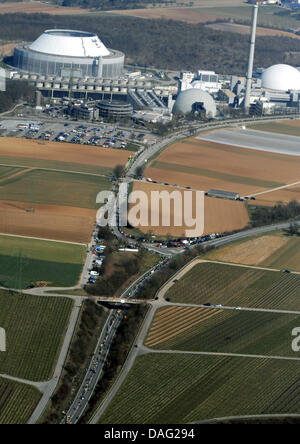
[0,118,156,150]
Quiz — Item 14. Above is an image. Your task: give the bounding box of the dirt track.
[0,200,95,243]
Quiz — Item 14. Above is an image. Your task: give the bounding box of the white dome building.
[173,89,217,117]
[13,29,124,79]
[261,64,300,92]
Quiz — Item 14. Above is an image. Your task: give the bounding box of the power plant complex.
[6,5,300,121]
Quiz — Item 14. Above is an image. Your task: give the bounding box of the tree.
[286,222,300,236]
[113,164,124,179]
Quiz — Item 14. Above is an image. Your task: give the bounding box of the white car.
[215,304,222,308]
[90,271,99,277]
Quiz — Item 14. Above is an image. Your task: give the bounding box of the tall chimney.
[244,4,258,112]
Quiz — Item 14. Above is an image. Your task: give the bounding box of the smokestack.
[244,4,258,112]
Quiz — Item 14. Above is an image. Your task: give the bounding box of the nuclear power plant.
[13,30,124,79]
[5,6,300,120]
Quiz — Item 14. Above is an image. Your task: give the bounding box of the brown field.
[0,41,19,56]
[145,306,220,348]
[205,234,289,265]
[206,22,300,39]
[0,1,89,15]
[111,1,247,22]
[0,138,127,243]
[145,138,300,205]
[0,137,132,170]
[129,181,249,237]
[278,119,300,128]
[111,7,218,24]
[0,200,95,243]
[249,184,300,207]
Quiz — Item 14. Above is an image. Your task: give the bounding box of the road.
[63,308,124,424]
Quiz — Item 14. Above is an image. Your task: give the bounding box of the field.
[0,138,131,243]
[0,289,73,381]
[206,22,300,39]
[0,377,41,424]
[0,235,85,288]
[0,137,131,174]
[163,261,300,311]
[144,137,300,206]
[248,120,300,138]
[129,181,249,237]
[111,3,300,37]
[206,234,289,266]
[0,1,90,15]
[205,232,300,273]
[100,353,300,423]
[145,306,300,358]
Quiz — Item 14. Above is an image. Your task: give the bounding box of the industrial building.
[172,88,217,118]
[206,190,240,200]
[97,100,133,119]
[13,29,124,79]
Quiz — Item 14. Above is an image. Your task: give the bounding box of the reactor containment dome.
[261,64,300,92]
[173,88,217,117]
[13,29,124,79]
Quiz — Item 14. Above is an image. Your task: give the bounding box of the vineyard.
[145,306,219,348]
[164,262,300,311]
[0,290,73,381]
[0,377,41,424]
[100,353,300,424]
[145,307,300,357]
[261,237,300,273]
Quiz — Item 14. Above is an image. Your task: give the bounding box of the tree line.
[249,200,300,228]
[2,13,300,74]
[0,79,35,113]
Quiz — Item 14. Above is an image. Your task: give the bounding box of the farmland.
[145,306,300,358]
[248,121,300,138]
[0,1,90,15]
[129,181,249,237]
[144,137,300,206]
[0,137,131,175]
[0,289,73,381]
[0,235,86,288]
[0,138,131,243]
[163,261,300,311]
[0,378,41,424]
[205,232,300,273]
[100,353,300,423]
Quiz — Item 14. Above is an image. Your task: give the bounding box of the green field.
[164,262,300,311]
[100,353,300,423]
[147,307,300,358]
[0,156,113,176]
[0,169,111,209]
[0,236,86,288]
[0,165,26,179]
[0,290,72,381]
[0,377,41,424]
[248,122,300,137]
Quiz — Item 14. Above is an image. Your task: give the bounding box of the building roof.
[172,88,217,117]
[29,30,110,58]
[261,64,300,92]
